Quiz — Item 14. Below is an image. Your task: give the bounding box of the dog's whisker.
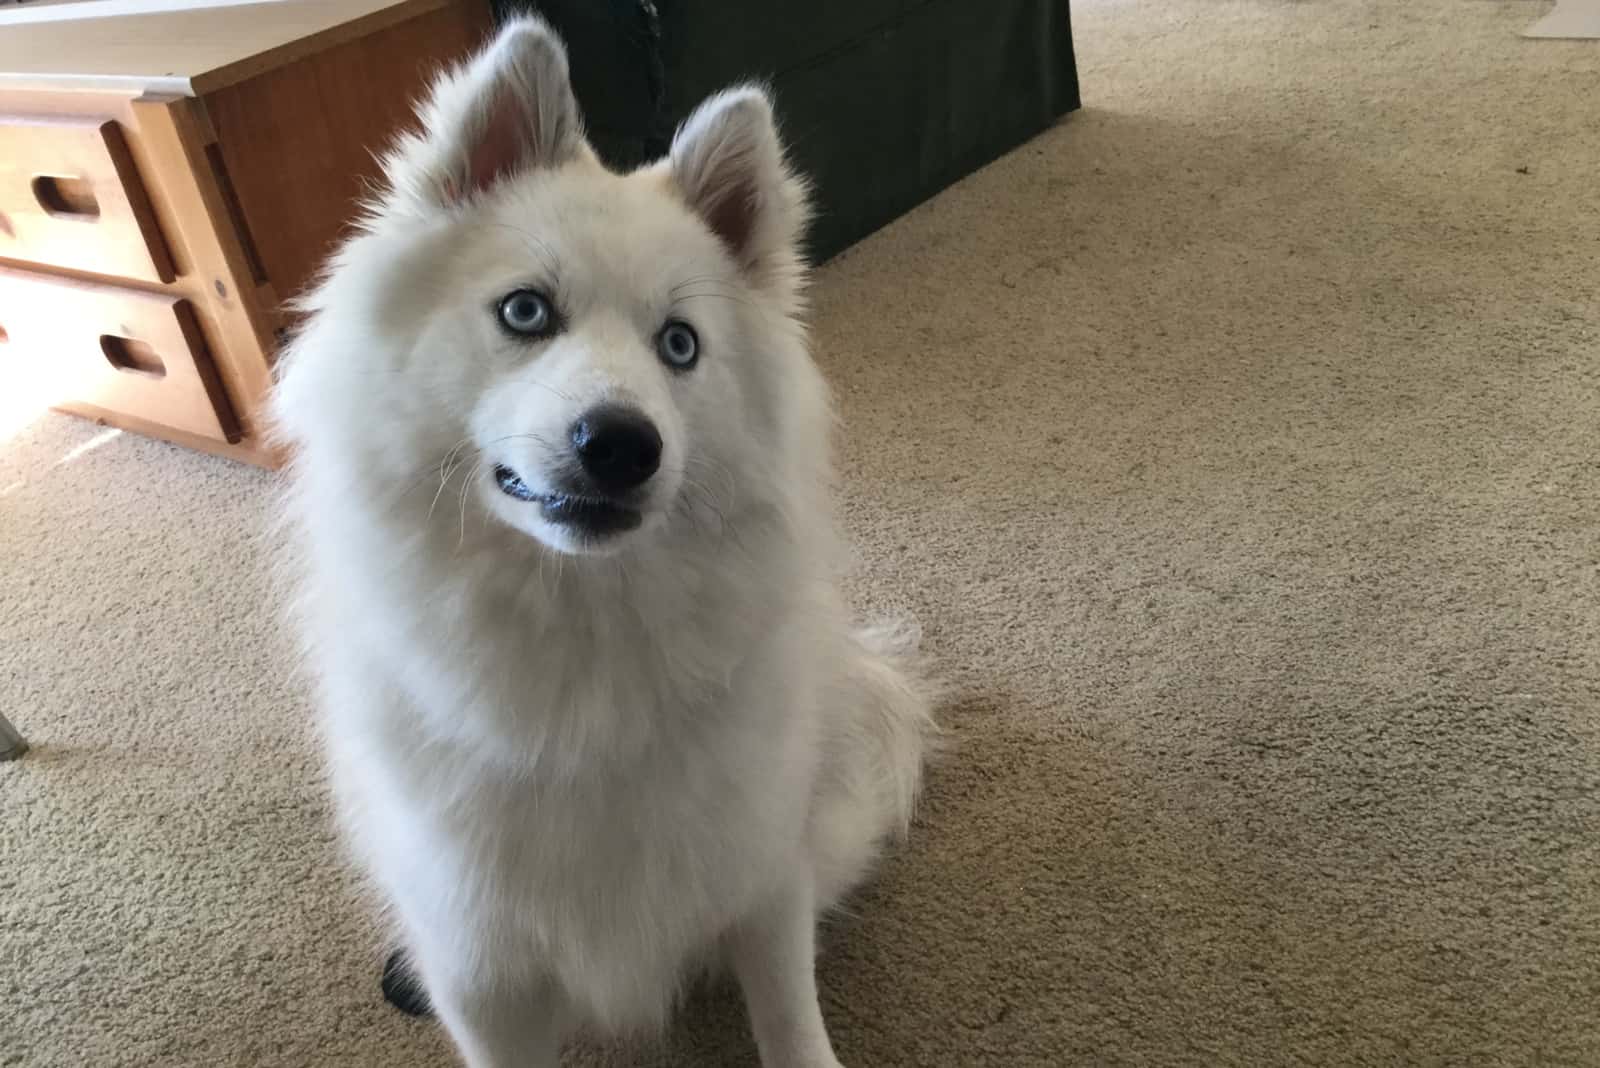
[427,437,477,523]
[671,291,761,314]
[536,543,552,593]
[528,380,578,404]
[684,456,738,504]
[427,463,459,525]
[464,221,563,283]
[669,273,742,295]
[456,458,487,550]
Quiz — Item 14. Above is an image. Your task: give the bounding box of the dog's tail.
[810,621,940,910]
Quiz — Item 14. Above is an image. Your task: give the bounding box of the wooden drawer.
[0,113,176,283]
[0,1,493,464]
[0,269,238,443]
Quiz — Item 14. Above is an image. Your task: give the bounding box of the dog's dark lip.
[493,464,539,502]
[538,493,643,536]
[492,464,642,536]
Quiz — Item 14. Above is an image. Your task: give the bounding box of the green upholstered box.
[495,0,1080,260]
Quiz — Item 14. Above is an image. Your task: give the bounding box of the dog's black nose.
[570,406,662,493]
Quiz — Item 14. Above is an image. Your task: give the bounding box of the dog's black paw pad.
[381,949,433,1018]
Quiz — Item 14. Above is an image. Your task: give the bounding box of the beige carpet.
[5,1,1600,1064]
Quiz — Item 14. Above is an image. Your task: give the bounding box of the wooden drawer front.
[0,269,238,443]
[0,115,175,283]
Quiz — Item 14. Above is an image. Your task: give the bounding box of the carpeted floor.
[4,1,1599,1064]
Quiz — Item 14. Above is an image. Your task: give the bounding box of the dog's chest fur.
[316,499,826,1027]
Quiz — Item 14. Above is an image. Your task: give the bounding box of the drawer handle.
[100,335,166,379]
[32,175,101,220]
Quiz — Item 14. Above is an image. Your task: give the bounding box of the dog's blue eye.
[657,321,699,369]
[498,290,553,336]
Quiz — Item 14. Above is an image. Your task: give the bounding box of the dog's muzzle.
[491,404,659,539]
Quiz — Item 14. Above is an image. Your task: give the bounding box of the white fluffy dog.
[272,16,934,1068]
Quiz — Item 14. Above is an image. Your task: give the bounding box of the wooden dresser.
[0,0,493,464]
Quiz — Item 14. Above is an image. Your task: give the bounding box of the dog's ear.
[668,87,808,283]
[385,17,583,215]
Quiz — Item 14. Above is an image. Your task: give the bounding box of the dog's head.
[277,18,822,558]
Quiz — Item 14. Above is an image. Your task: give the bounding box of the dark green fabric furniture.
[494,1,1080,261]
